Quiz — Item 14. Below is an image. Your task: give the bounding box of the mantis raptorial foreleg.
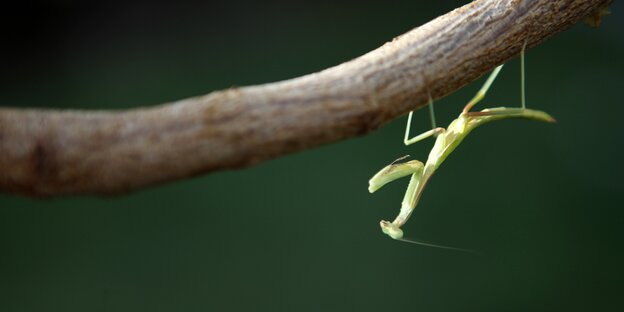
[368,159,423,193]
[369,43,555,250]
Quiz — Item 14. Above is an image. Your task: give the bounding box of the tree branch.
[0,0,610,197]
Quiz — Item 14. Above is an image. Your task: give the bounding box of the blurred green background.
[1,1,623,311]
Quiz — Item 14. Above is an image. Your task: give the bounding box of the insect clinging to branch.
[368,43,555,250]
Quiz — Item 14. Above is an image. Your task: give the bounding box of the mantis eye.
[380,220,403,239]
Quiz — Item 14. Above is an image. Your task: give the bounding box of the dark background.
[1,1,623,311]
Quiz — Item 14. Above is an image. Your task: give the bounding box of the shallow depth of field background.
[1,1,623,311]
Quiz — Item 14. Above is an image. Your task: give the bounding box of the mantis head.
[380,220,403,239]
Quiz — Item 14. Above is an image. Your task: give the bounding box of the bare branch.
[0,0,611,197]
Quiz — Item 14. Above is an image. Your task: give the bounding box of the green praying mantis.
[368,43,555,250]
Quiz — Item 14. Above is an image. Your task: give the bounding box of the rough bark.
[0,0,611,197]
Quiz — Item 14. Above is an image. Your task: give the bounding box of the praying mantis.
[368,44,555,250]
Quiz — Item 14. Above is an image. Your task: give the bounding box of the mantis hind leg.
[521,39,527,109]
[465,39,528,113]
[464,40,528,113]
[462,65,504,113]
[404,91,444,146]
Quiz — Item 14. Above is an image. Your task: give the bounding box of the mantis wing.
[466,107,555,128]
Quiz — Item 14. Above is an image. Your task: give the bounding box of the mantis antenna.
[397,237,480,255]
[369,43,555,251]
[379,219,479,254]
